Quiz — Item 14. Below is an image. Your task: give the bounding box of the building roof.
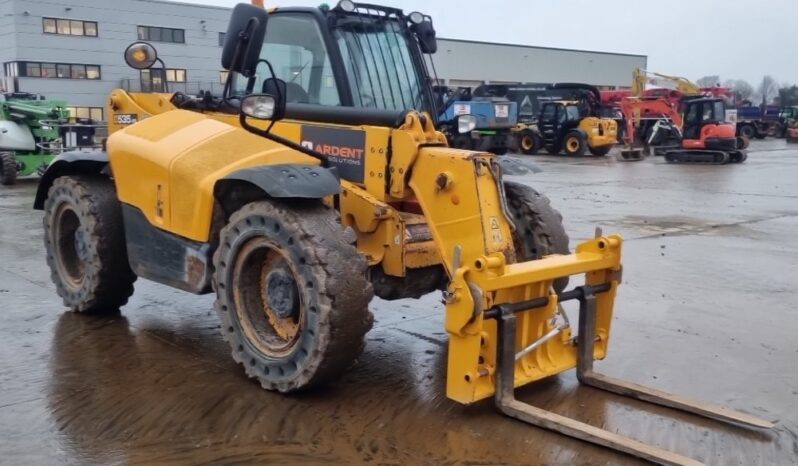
[438,37,646,59]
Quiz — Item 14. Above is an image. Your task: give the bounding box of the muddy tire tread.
[504,181,570,291]
[0,152,17,186]
[213,200,374,393]
[43,175,136,313]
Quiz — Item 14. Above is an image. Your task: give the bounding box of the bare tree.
[757,75,779,105]
[722,79,754,103]
[696,75,721,87]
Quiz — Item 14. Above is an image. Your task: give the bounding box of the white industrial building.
[434,38,646,90]
[0,0,647,121]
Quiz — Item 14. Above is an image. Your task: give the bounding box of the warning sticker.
[489,216,503,243]
[301,126,366,183]
[454,103,471,116]
[494,104,509,119]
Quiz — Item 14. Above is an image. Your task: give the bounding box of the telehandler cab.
[35,2,772,464]
[538,83,618,157]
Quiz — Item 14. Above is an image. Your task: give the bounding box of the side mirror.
[222,3,269,78]
[241,93,285,121]
[124,42,158,69]
[410,16,437,54]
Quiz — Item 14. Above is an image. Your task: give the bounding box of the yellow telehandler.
[34,2,772,464]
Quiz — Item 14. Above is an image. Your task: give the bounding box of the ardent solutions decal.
[301,126,366,183]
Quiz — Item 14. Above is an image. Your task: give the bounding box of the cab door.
[538,103,560,147]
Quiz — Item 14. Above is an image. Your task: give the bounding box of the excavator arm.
[619,97,684,146]
[632,68,702,97]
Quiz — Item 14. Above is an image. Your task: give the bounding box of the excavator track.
[664,150,746,165]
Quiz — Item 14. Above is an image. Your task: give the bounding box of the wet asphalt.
[1,139,797,465]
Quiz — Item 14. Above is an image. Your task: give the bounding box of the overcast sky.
[178,0,797,86]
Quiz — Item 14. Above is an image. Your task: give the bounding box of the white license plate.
[495,104,509,118]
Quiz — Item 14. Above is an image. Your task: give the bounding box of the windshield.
[565,105,581,121]
[333,14,427,112]
[541,103,556,121]
[230,10,430,114]
[234,13,340,105]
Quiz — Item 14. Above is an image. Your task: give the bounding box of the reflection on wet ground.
[2,140,798,465]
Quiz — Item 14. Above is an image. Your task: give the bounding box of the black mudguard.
[33,150,109,210]
[217,164,340,198]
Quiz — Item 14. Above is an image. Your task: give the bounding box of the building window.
[220,70,229,84]
[26,62,41,77]
[67,106,104,122]
[140,68,186,92]
[165,69,186,83]
[43,17,98,37]
[13,61,101,80]
[4,62,19,77]
[218,32,226,46]
[140,68,186,84]
[138,25,185,44]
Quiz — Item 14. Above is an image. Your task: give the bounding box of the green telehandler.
[0,92,72,185]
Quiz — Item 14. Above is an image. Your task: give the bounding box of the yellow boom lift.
[34,3,773,465]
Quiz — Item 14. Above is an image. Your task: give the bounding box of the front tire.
[504,181,570,292]
[0,152,17,186]
[43,175,136,313]
[213,200,374,393]
[563,131,587,156]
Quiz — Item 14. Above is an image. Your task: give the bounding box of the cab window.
[565,105,581,121]
[334,19,425,111]
[242,13,340,106]
[541,104,556,121]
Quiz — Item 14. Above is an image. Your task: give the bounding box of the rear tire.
[213,200,374,393]
[563,131,587,156]
[519,130,541,155]
[43,175,136,313]
[738,124,756,140]
[589,145,612,156]
[0,152,17,186]
[504,181,570,292]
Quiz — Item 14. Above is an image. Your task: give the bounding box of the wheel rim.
[566,138,579,152]
[232,236,304,357]
[521,135,534,151]
[53,202,86,289]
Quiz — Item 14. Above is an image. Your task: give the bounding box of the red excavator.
[669,96,747,163]
[617,69,747,164]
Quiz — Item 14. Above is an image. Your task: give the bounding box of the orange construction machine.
[617,69,747,164]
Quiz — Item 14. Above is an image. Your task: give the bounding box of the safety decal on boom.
[301,126,366,183]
